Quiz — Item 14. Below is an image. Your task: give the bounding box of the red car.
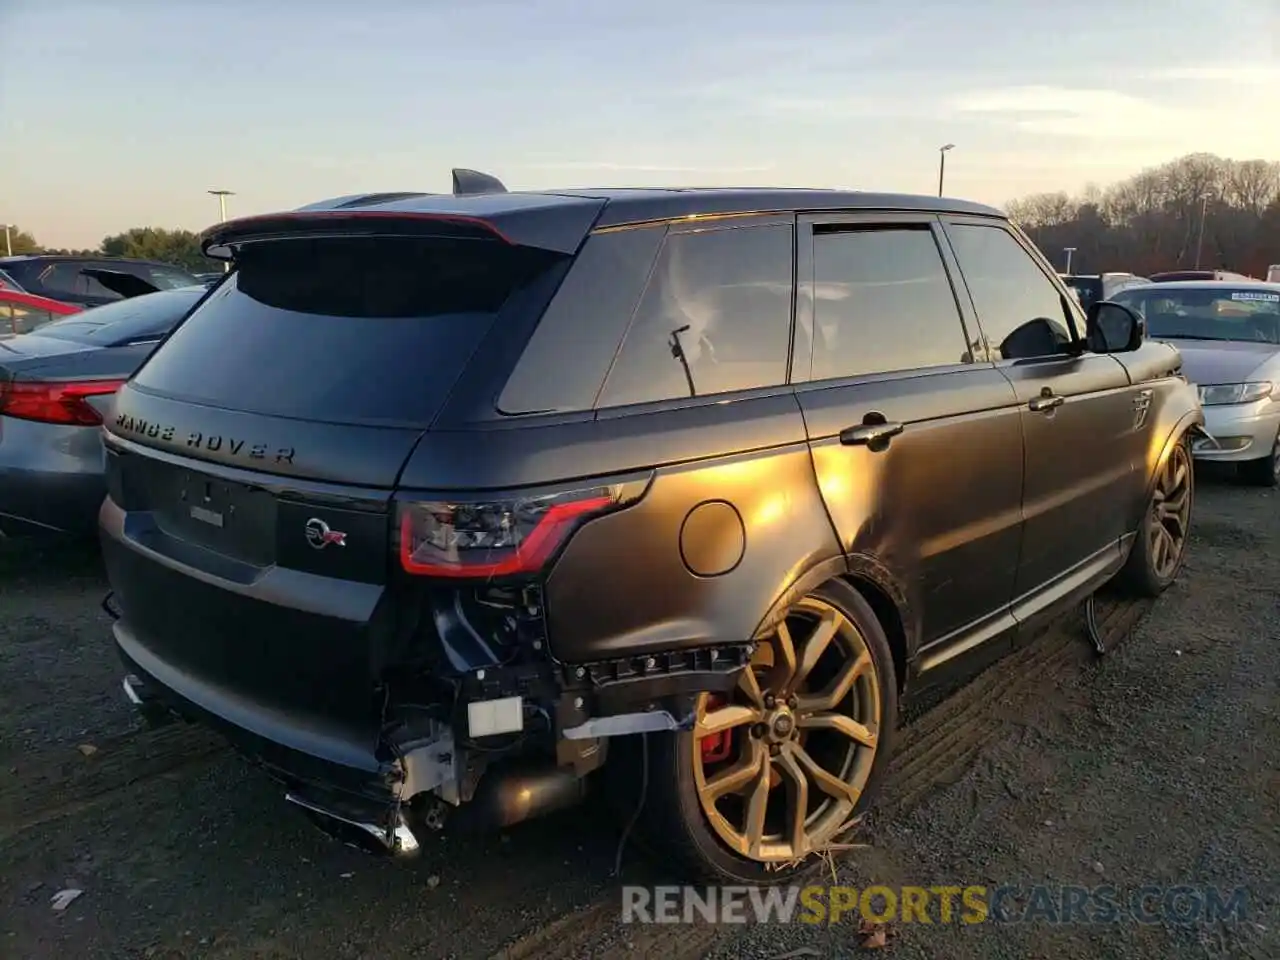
[0,288,82,338]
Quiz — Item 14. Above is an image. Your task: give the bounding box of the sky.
[2,0,1278,249]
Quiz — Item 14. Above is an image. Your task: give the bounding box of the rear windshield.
[34,287,204,345]
[131,236,557,425]
[1113,287,1280,344]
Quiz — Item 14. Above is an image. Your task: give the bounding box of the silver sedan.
[1114,280,1280,486]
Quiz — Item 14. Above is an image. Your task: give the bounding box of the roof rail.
[452,168,508,196]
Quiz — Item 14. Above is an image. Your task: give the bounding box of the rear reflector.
[0,379,127,426]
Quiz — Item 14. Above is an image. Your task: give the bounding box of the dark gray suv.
[101,172,1202,883]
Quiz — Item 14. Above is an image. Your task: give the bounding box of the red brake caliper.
[699,694,733,764]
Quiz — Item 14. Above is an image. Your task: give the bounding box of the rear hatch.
[101,217,580,743]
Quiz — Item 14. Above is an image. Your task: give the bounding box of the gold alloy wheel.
[691,595,882,863]
[1149,441,1192,580]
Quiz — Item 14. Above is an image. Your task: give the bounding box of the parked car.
[0,288,82,339]
[1060,272,1151,311]
[1148,269,1252,283]
[0,286,207,538]
[0,255,200,309]
[101,173,1201,883]
[1266,265,1280,284]
[1112,280,1280,485]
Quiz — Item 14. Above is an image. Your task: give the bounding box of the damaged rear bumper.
[115,614,756,856]
[115,620,437,856]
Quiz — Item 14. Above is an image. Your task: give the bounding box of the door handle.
[1028,393,1064,412]
[839,421,905,447]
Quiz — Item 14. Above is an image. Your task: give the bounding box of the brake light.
[0,378,127,426]
[398,486,622,578]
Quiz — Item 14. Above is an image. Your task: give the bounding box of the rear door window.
[131,236,559,426]
[596,223,794,408]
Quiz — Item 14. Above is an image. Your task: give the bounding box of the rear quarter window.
[498,226,666,415]
[131,236,559,426]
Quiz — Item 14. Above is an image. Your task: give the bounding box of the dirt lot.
[1,474,1276,960]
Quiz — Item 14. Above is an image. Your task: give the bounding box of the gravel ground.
[1,475,1276,959]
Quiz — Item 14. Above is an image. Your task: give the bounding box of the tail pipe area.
[283,762,589,856]
[285,792,422,857]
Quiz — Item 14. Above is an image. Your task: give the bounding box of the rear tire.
[1238,430,1280,487]
[619,579,897,884]
[1116,435,1194,597]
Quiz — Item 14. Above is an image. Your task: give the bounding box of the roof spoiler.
[452,168,508,196]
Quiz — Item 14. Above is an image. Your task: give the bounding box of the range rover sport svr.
[101,171,1202,883]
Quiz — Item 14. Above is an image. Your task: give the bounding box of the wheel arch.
[1144,407,1204,504]
[841,571,910,695]
[754,553,914,695]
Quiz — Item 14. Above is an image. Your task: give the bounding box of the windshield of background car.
[130,236,560,425]
[1113,287,1280,344]
[33,287,205,345]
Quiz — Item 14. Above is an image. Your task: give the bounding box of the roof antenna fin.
[452,169,508,196]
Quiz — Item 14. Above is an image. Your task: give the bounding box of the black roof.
[206,187,1005,256]
[300,186,1002,225]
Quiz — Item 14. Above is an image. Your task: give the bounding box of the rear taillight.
[0,379,126,426]
[398,486,623,578]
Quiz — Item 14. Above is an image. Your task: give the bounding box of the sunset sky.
[3,0,1278,248]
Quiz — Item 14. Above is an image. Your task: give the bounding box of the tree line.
[1006,152,1280,277]
[3,226,213,272]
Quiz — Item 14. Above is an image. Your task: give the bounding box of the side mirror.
[1086,300,1144,353]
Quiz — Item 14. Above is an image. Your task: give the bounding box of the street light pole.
[2,224,10,257]
[1194,194,1209,270]
[207,190,235,272]
[938,143,955,197]
[1063,247,1077,274]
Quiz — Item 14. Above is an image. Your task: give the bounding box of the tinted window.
[810,226,969,380]
[500,226,665,415]
[34,287,204,345]
[30,262,124,300]
[132,237,559,425]
[1,261,42,289]
[947,224,1074,360]
[597,224,793,407]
